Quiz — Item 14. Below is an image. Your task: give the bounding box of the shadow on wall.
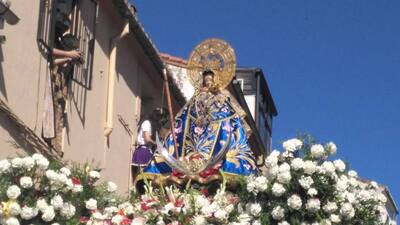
[0,44,8,100]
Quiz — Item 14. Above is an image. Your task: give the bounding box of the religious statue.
[136,39,257,185]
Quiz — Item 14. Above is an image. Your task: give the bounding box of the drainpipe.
[104,22,130,138]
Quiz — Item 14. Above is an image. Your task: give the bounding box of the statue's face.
[203,74,214,88]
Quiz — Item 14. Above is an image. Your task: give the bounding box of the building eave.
[111,0,186,107]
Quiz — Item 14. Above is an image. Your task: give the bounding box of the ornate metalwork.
[187,38,236,90]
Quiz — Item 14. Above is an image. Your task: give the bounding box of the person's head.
[150,108,169,126]
[202,69,215,88]
[54,12,71,38]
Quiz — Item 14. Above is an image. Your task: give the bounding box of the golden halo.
[187,38,236,90]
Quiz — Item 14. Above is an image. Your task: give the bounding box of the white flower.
[195,195,210,209]
[291,158,304,171]
[20,206,38,220]
[41,206,55,222]
[303,160,317,175]
[322,201,338,213]
[254,176,268,192]
[340,203,355,220]
[85,198,97,210]
[20,176,33,189]
[238,213,252,224]
[45,170,59,181]
[51,195,64,209]
[277,172,292,184]
[298,176,314,190]
[34,154,49,170]
[60,203,76,218]
[248,203,262,216]
[72,184,83,193]
[36,199,48,211]
[305,198,320,212]
[0,159,11,173]
[214,209,228,220]
[279,163,291,173]
[321,161,336,175]
[326,142,337,155]
[9,202,21,216]
[278,222,290,225]
[92,212,107,220]
[252,220,262,225]
[272,183,286,197]
[107,181,118,192]
[333,160,346,173]
[22,157,35,170]
[283,138,303,152]
[7,185,21,199]
[60,167,71,176]
[111,214,124,225]
[265,150,280,168]
[272,206,285,220]
[330,214,341,223]
[192,215,207,225]
[307,188,318,197]
[310,144,325,158]
[89,170,101,179]
[348,170,358,178]
[11,157,23,168]
[131,217,147,225]
[5,217,20,225]
[287,194,302,210]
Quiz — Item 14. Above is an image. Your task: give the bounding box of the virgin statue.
[136,39,258,185]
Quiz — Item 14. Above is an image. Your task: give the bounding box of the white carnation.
[51,195,64,209]
[298,176,314,190]
[340,203,355,220]
[307,188,318,197]
[272,183,286,197]
[310,144,325,158]
[20,176,33,189]
[278,222,290,225]
[11,157,23,168]
[89,170,101,179]
[20,206,38,220]
[291,158,304,171]
[283,138,303,152]
[248,203,262,216]
[60,203,76,218]
[321,161,336,175]
[271,206,285,220]
[41,206,55,222]
[287,194,302,210]
[333,160,346,173]
[0,159,11,173]
[326,142,337,155]
[303,160,317,175]
[277,172,292,184]
[45,170,59,181]
[111,214,124,225]
[5,217,20,225]
[214,209,228,220]
[192,215,207,225]
[107,181,118,192]
[60,167,71,176]
[330,214,341,223]
[305,198,320,212]
[34,155,49,170]
[36,199,48,211]
[7,185,21,199]
[265,150,280,168]
[85,198,97,210]
[322,201,338,213]
[348,170,358,178]
[22,157,35,170]
[9,202,21,216]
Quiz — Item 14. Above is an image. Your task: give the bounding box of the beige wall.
[0,0,166,195]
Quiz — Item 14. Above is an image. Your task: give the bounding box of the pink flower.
[194,126,204,134]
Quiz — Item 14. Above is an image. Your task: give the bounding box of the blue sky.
[131,0,400,213]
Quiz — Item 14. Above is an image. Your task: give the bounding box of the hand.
[66,49,81,59]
